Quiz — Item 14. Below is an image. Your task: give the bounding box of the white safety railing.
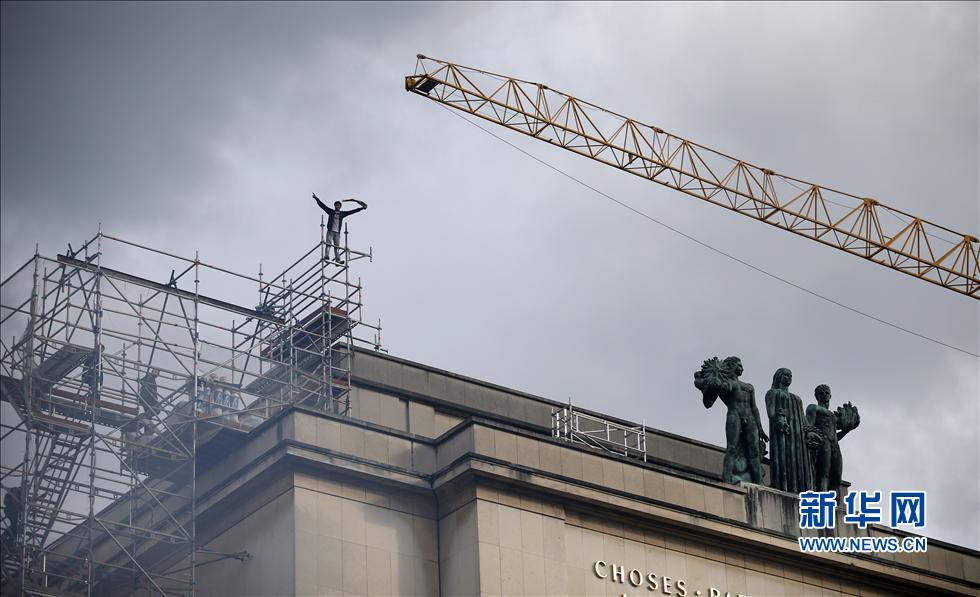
[552,401,647,461]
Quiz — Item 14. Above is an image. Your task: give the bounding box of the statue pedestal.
[742,482,860,538]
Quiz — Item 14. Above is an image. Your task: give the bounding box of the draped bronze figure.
[765,368,812,493]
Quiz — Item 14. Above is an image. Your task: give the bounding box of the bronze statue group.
[695,356,860,494]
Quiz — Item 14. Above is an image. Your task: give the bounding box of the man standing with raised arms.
[313,193,368,264]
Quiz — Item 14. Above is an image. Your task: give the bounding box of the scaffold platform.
[0,222,380,596]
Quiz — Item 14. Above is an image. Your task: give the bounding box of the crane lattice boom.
[405,55,979,299]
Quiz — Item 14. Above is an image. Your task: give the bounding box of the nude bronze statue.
[695,356,769,484]
[805,384,860,492]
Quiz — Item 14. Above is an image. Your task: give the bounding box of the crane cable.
[437,104,979,359]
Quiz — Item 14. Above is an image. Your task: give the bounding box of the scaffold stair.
[26,434,87,548]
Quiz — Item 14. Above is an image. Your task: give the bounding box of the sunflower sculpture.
[835,401,861,433]
[693,357,737,408]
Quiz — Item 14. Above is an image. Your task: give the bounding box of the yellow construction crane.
[405,55,979,299]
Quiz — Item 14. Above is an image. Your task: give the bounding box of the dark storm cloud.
[0,1,430,264]
[2,1,977,548]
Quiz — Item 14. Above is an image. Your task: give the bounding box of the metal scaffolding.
[0,221,380,596]
[552,401,647,462]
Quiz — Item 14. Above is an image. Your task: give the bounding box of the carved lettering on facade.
[592,560,748,597]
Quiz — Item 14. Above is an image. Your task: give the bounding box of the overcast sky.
[2,2,978,548]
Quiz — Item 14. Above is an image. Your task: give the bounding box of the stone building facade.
[52,348,979,596]
[181,348,980,596]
